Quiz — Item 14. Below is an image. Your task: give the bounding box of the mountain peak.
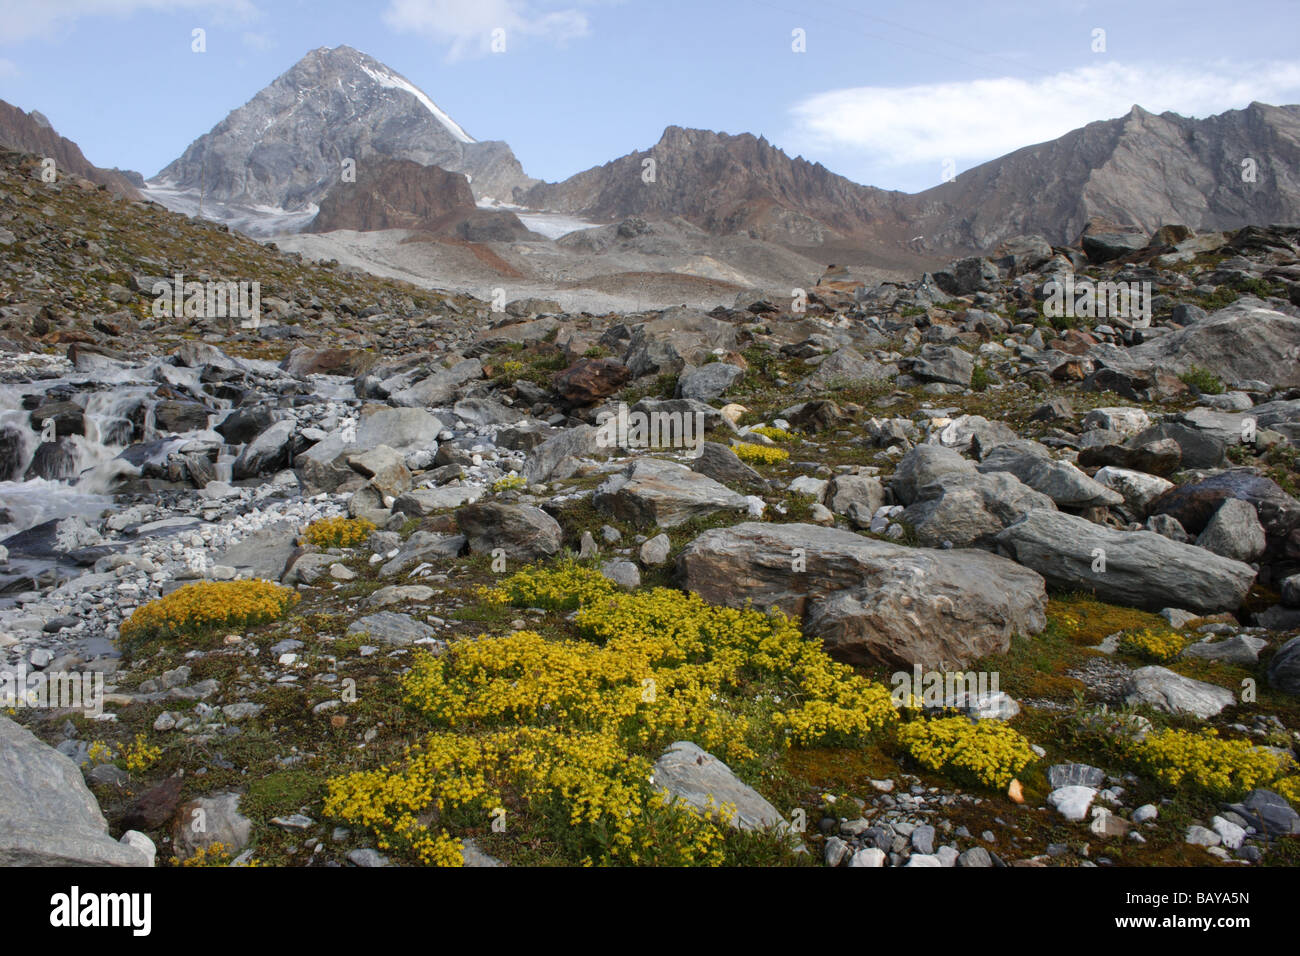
[148,46,536,224]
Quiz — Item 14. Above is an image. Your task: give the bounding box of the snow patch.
[358,63,475,145]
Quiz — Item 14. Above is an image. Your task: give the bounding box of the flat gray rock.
[653,741,787,832]
[347,611,437,646]
[1123,665,1237,718]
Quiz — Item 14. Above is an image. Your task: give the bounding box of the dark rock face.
[0,99,142,199]
[1150,470,1300,540]
[306,159,477,234]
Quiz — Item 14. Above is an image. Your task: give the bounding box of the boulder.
[1122,666,1237,718]
[994,510,1255,613]
[232,419,295,478]
[552,359,632,405]
[825,474,886,528]
[392,486,483,516]
[652,741,788,833]
[1195,498,1267,563]
[903,470,1056,548]
[595,458,749,529]
[907,344,974,386]
[1150,470,1300,542]
[677,522,1047,668]
[455,502,562,561]
[1120,301,1300,389]
[355,407,443,451]
[0,715,150,865]
[797,347,896,391]
[1091,466,1174,515]
[389,358,483,407]
[1268,635,1300,696]
[171,791,253,861]
[524,425,601,483]
[676,363,744,401]
[977,440,1122,509]
[346,611,437,646]
[892,444,975,506]
[690,442,768,492]
[379,532,466,577]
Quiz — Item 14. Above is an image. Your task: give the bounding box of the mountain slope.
[149,45,536,227]
[521,125,912,247]
[521,104,1300,260]
[912,102,1300,249]
[0,100,142,200]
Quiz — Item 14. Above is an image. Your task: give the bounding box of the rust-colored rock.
[551,358,632,405]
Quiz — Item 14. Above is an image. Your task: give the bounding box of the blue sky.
[1,0,1299,193]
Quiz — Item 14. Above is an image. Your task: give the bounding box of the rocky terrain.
[3,130,1300,868]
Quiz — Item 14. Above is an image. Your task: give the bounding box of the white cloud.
[383,0,590,60]
[241,30,274,51]
[790,61,1300,172]
[0,0,258,44]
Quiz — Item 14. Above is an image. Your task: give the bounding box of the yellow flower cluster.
[491,474,527,493]
[176,842,232,867]
[480,559,616,611]
[1119,627,1189,663]
[896,716,1037,789]
[303,516,376,549]
[122,733,162,772]
[120,579,300,647]
[1129,728,1293,798]
[748,426,795,443]
[328,566,896,865]
[733,443,789,465]
[499,360,525,378]
[1274,776,1300,808]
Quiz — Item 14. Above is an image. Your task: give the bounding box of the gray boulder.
[977,440,1122,509]
[893,444,975,506]
[171,791,253,861]
[456,502,562,561]
[0,715,151,865]
[347,611,437,646]
[389,358,483,407]
[355,407,443,451]
[379,532,465,577]
[995,510,1255,613]
[524,424,601,484]
[677,363,743,401]
[903,470,1056,548]
[908,344,974,386]
[653,741,788,833]
[1123,666,1237,718]
[1196,498,1267,563]
[1121,301,1300,389]
[595,458,749,529]
[233,419,295,478]
[677,522,1047,668]
[1268,635,1300,696]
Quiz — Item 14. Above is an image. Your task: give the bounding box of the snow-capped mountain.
[148,45,535,233]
